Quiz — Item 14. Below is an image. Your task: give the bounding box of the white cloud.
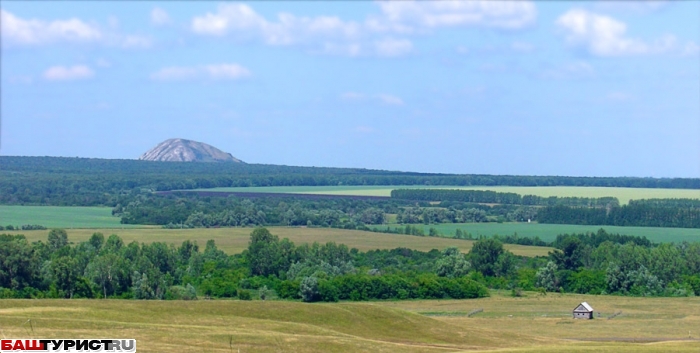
[376,0,537,30]
[1,9,101,45]
[203,64,251,79]
[151,7,171,26]
[190,2,535,57]
[191,4,361,45]
[374,38,413,57]
[377,94,404,106]
[594,1,670,14]
[43,65,95,81]
[556,9,676,56]
[2,10,154,50]
[150,64,251,81]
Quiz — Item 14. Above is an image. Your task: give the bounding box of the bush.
[237,289,252,300]
[21,224,46,230]
[167,284,197,300]
[318,280,339,302]
[276,280,301,299]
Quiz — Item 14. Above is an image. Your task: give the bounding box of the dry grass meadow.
[17,227,552,257]
[1,293,698,352]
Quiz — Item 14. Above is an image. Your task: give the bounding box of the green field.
[187,185,700,204]
[1,293,698,352]
[0,205,146,229]
[16,227,553,257]
[409,222,700,244]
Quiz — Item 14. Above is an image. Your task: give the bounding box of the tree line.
[2,156,699,207]
[113,192,700,230]
[2,227,699,300]
[538,204,700,228]
[391,189,620,208]
[0,228,489,301]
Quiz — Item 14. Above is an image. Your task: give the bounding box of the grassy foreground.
[188,185,700,205]
[16,227,552,257]
[0,294,698,352]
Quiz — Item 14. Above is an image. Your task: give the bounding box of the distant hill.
[139,138,243,163]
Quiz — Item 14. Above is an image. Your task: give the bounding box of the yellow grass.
[0,294,698,352]
[16,227,552,257]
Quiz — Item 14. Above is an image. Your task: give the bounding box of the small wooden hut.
[572,302,594,319]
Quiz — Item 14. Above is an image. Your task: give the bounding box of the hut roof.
[573,302,594,312]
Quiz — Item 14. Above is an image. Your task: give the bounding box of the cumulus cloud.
[1,9,101,45]
[43,65,95,81]
[376,0,536,31]
[191,3,361,45]
[151,7,171,26]
[189,1,536,57]
[2,10,154,50]
[150,64,251,81]
[556,9,676,56]
[594,1,670,14]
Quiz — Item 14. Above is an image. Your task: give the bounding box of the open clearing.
[15,227,552,257]
[186,185,700,205]
[0,294,698,352]
[411,223,700,244]
[0,205,144,229]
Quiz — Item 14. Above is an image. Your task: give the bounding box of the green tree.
[50,256,79,298]
[246,228,281,276]
[89,233,105,252]
[435,247,471,278]
[48,229,68,251]
[86,253,123,298]
[469,239,504,277]
[0,235,39,290]
[550,237,586,271]
[300,276,319,302]
[535,261,558,292]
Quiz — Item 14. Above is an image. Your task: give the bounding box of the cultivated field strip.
[16,227,553,257]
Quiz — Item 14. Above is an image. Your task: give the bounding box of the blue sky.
[1,1,698,177]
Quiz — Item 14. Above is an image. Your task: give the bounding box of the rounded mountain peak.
[139,138,243,163]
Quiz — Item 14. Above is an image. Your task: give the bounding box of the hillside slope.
[139,138,243,163]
